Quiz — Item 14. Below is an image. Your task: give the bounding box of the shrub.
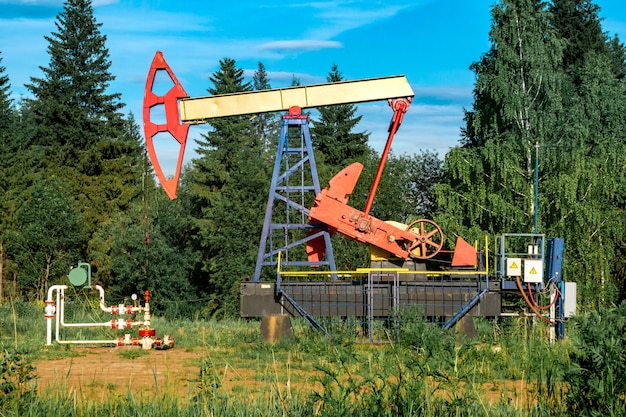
[0,343,36,413]
[566,301,626,417]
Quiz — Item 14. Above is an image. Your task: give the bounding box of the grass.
[2,299,625,416]
[117,348,151,360]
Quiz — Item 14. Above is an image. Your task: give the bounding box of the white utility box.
[564,282,577,318]
[506,258,522,277]
[523,259,544,283]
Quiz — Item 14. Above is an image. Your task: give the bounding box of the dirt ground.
[34,346,530,407]
[35,347,202,399]
[35,345,321,401]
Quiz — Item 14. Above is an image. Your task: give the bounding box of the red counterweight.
[307,98,445,261]
[308,163,444,260]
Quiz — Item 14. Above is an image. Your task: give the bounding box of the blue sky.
[1,0,625,177]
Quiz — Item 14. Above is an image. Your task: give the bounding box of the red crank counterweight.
[306,96,447,261]
[143,51,190,200]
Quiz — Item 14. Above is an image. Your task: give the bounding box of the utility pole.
[534,141,539,233]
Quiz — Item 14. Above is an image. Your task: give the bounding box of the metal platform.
[240,267,500,342]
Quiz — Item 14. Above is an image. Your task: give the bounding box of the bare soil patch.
[35,346,320,401]
[36,347,201,399]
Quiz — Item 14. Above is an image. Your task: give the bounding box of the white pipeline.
[45,285,153,346]
[95,285,146,315]
[45,285,67,346]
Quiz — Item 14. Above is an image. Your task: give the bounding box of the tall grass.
[2,300,625,416]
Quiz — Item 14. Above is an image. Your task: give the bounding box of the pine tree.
[0,51,18,189]
[187,57,270,317]
[0,52,12,134]
[607,35,626,81]
[0,51,15,302]
[26,0,124,153]
[549,0,608,73]
[251,62,280,153]
[0,0,145,300]
[310,64,370,167]
[23,0,143,236]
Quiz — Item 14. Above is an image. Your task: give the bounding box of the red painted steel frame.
[307,97,447,260]
[143,51,189,199]
[363,97,412,215]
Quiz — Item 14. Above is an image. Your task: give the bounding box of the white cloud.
[0,0,61,4]
[0,0,116,5]
[284,1,427,39]
[256,40,342,53]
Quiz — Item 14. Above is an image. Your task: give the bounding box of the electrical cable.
[527,282,559,310]
[516,275,556,325]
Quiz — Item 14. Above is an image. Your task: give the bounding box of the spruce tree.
[549,0,608,73]
[0,52,15,193]
[23,0,143,236]
[251,62,280,153]
[310,64,370,167]
[0,51,14,301]
[0,51,19,188]
[26,0,124,153]
[607,35,626,81]
[0,52,12,134]
[187,57,269,317]
[0,0,145,301]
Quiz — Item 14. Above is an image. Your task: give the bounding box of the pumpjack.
[142,51,460,279]
[142,51,572,342]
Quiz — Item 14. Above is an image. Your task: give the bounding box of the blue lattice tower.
[252,109,337,282]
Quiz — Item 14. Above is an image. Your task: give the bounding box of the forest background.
[0,0,625,318]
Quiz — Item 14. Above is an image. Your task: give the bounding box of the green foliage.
[438,0,626,304]
[566,302,626,416]
[549,0,609,73]
[0,0,145,305]
[2,305,626,416]
[374,150,443,223]
[187,57,270,317]
[607,35,626,80]
[4,177,85,300]
[310,64,370,168]
[443,0,564,238]
[0,51,14,132]
[251,61,281,151]
[0,344,36,412]
[88,189,201,317]
[25,0,124,151]
[396,308,455,359]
